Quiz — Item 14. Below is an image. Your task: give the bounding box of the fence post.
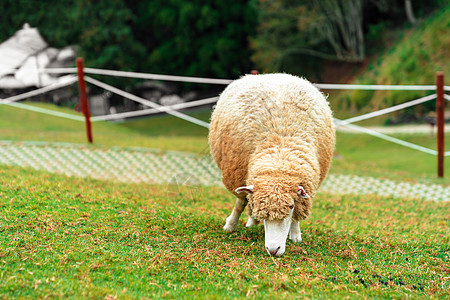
[436,71,444,178]
[76,58,93,144]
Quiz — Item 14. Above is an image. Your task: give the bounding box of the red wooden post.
[250,70,259,75]
[76,58,93,144]
[436,71,444,178]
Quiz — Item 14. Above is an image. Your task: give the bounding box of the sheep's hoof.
[223,223,236,232]
[289,232,302,244]
[223,217,237,232]
[245,217,259,227]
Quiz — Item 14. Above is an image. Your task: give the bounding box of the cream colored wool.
[209,73,335,222]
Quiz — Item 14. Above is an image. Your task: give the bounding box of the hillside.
[330,5,450,123]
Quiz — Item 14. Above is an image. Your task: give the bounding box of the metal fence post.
[76,58,93,144]
[436,71,444,178]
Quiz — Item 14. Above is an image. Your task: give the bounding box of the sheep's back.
[209,73,335,191]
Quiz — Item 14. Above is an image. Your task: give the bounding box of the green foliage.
[348,80,376,110]
[250,0,327,79]
[126,0,256,78]
[0,0,256,81]
[332,5,450,120]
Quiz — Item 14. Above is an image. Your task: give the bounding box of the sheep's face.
[235,183,309,257]
[246,184,295,221]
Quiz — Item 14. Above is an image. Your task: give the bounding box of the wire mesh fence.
[0,141,448,201]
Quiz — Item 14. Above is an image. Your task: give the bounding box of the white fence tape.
[338,94,437,125]
[4,102,84,121]
[83,68,233,85]
[84,76,210,128]
[315,83,438,91]
[40,67,450,91]
[0,76,78,105]
[40,68,233,85]
[2,68,448,158]
[91,96,219,122]
[334,118,444,156]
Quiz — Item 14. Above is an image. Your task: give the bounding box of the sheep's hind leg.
[223,197,246,232]
[289,219,302,243]
[246,216,259,227]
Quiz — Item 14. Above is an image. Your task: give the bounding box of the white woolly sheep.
[209,73,335,257]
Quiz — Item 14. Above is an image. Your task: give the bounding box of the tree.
[124,0,256,78]
[404,0,417,25]
[250,0,365,78]
[309,0,365,62]
[72,0,147,72]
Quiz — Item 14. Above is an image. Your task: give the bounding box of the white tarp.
[0,23,47,78]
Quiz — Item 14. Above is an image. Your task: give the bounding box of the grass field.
[0,102,210,153]
[1,165,448,299]
[0,102,449,298]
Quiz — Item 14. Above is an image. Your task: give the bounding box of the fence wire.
[1,68,449,159]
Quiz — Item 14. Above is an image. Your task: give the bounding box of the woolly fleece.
[209,73,335,222]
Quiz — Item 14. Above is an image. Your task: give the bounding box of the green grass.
[119,109,211,137]
[332,132,450,186]
[0,102,209,153]
[1,165,449,299]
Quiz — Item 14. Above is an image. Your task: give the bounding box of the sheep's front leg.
[289,219,302,243]
[223,197,246,232]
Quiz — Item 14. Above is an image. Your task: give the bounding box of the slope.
[330,5,450,123]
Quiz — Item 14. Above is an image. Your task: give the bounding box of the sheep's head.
[235,180,310,257]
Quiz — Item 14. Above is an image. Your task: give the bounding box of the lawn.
[0,102,209,153]
[0,165,448,299]
[331,131,450,186]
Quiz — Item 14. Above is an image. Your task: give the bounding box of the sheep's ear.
[235,185,254,194]
[297,186,309,198]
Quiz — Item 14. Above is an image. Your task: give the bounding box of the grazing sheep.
[209,73,335,257]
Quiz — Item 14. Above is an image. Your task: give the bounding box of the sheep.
[209,73,335,257]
